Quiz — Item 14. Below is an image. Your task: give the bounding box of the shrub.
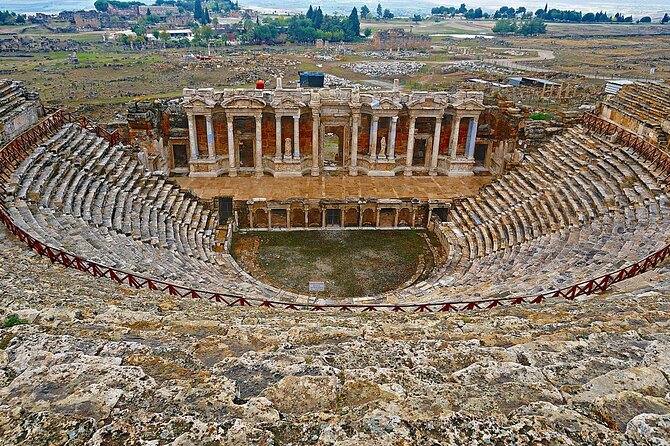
[2,315,28,328]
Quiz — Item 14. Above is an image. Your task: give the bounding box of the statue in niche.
[284,137,292,158]
[379,137,387,158]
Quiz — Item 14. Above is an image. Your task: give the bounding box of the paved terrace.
[174,175,493,201]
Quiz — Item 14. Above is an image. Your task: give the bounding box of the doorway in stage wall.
[173,144,188,168]
[474,143,487,167]
[238,138,254,168]
[322,126,345,169]
[413,138,428,166]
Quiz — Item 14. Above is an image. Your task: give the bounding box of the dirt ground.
[231,230,428,297]
[1,20,668,123]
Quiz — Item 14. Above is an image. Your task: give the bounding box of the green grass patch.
[530,112,554,120]
[232,230,426,297]
[2,314,28,329]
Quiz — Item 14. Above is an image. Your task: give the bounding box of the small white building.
[166,29,194,41]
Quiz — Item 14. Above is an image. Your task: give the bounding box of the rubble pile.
[356,50,430,60]
[0,35,81,53]
[341,61,425,77]
[442,61,520,76]
[324,74,378,90]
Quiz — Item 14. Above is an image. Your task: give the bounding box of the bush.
[2,314,28,328]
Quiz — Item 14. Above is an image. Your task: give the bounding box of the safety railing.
[582,112,670,173]
[0,110,668,312]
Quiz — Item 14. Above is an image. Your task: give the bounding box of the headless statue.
[379,137,387,158]
[284,137,292,158]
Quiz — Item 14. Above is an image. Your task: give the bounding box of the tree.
[306,5,314,20]
[288,15,318,42]
[200,24,214,39]
[152,28,160,39]
[663,13,669,23]
[639,16,651,23]
[194,0,203,21]
[347,7,361,38]
[492,19,516,34]
[159,30,170,46]
[376,3,382,18]
[526,18,546,34]
[313,7,323,28]
[94,0,109,11]
[382,8,393,19]
[250,24,279,43]
[202,7,211,24]
[582,12,595,22]
[458,3,467,14]
[360,5,370,19]
[412,14,422,23]
[131,24,147,36]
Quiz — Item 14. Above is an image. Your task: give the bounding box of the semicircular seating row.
[2,121,669,305]
[397,125,669,303]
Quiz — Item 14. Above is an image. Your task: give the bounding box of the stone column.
[394,208,399,227]
[369,115,379,159]
[254,114,263,178]
[429,116,442,175]
[388,116,398,160]
[311,110,320,176]
[226,115,236,176]
[275,114,282,160]
[268,208,273,229]
[205,114,215,159]
[465,117,479,160]
[449,115,461,158]
[350,112,359,176]
[293,114,300,158]
[404,114,416,176]
[187,113,199,159]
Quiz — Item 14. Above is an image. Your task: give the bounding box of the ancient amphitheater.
[1,78,670,444]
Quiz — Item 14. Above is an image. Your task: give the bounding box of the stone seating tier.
[2,121,669,306]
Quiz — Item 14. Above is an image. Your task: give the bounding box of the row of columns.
[187,111,478,175]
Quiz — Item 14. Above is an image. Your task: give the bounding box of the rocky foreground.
[1,225,670,445]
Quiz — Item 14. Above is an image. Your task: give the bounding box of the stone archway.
[291,207,305,228]
[344,208,359,227]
